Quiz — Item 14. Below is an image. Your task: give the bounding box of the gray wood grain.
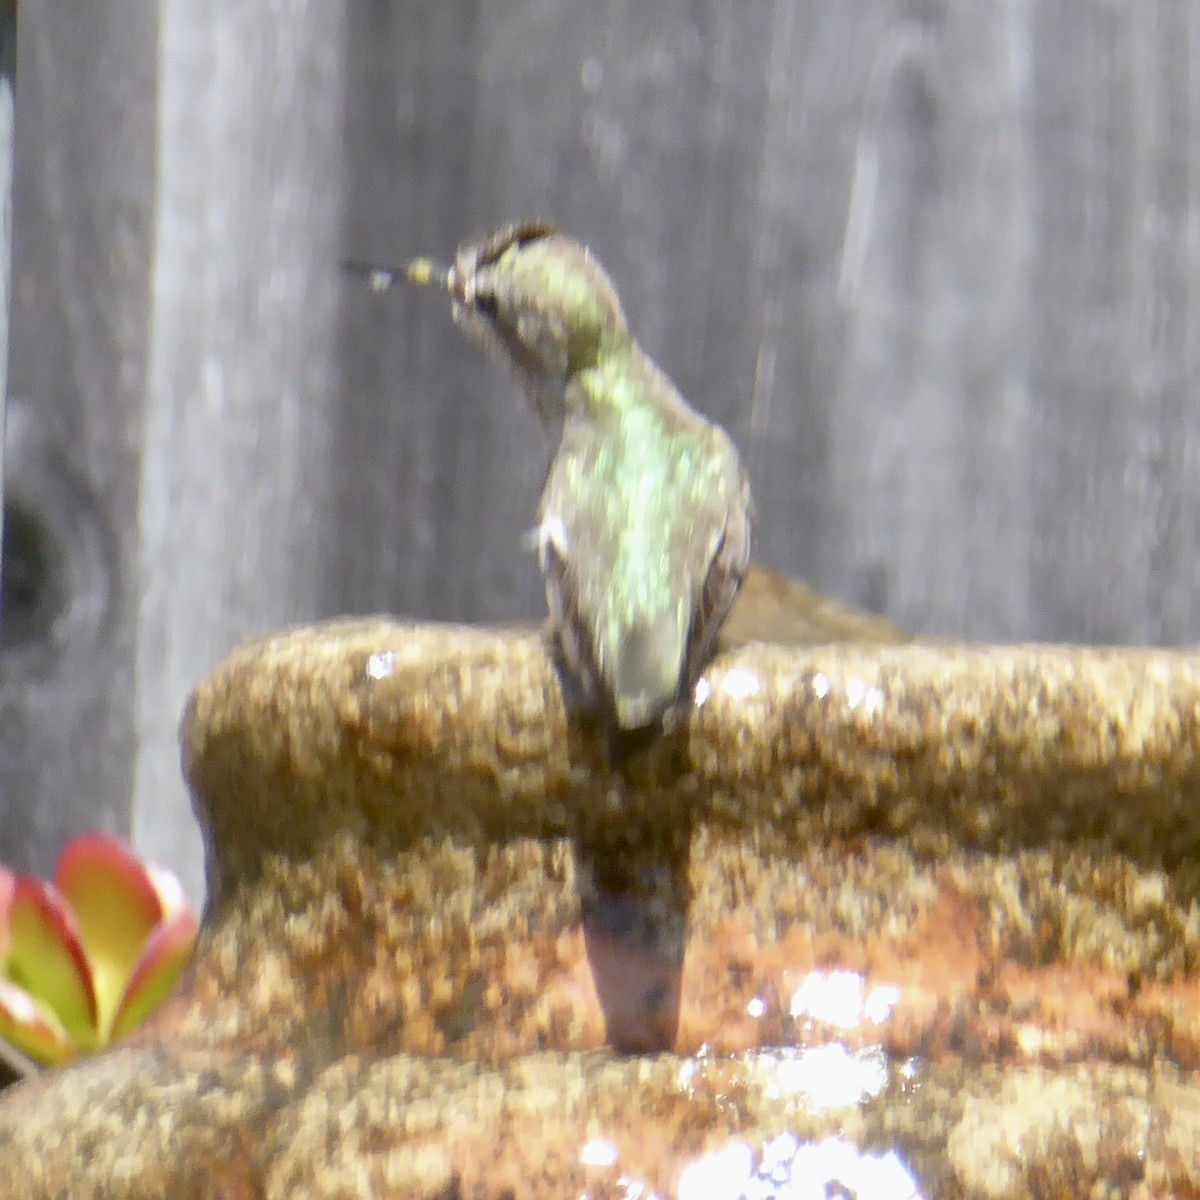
[2,0,1200,901]
[0,2,155,876]
[134,1,351,899]
[0,5,13,618]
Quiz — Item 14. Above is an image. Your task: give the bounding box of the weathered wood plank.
[0,2,13,610]
[134,2,351,900]
[0,2,155,875]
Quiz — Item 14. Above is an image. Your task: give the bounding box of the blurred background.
[2,1,1199,904]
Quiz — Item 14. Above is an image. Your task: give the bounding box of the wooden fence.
[3,1,1200,902]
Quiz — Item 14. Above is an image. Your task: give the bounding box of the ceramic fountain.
[0,566,1197,1197]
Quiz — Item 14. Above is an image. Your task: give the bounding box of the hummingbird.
[351,222,753,730]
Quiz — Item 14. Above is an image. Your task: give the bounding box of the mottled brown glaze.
[720,562,911,647]
[1,610,1199,1196]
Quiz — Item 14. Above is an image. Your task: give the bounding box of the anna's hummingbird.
[371,222,753,730]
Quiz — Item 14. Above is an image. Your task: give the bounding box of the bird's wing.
[537,401,749,724]
[684,446,753,687]
[536,502,606,710]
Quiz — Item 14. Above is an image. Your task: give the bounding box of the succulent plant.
[0,832,198,1070]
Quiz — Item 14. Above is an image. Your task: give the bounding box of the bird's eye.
[475,292,499,318]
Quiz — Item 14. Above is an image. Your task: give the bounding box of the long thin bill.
[405,258,450,289]
[342,259,406,293]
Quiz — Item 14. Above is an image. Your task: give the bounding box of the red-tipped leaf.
[110,910,199,1042]
[55,832,164,1037]
[7,877,97,1049]
[0,865,15,968]
[0,977,74,1066]
[145,863,190,920]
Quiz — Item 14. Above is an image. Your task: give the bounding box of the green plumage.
[409,222,753,730]
[541,357,748,727]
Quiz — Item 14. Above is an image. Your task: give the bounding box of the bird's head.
[409,223,630,413]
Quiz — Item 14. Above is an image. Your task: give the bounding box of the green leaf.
[55,832,164,1039]
[5,878,95,1050]
[0,977,75,1066]
[110,911,198,1042]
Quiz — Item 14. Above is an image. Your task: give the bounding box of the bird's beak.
[343,255,456,298]
[405,258,452,291]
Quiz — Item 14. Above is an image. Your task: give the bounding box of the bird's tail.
[607,612,687,730]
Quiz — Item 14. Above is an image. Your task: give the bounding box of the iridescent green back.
[539,354,750,727]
